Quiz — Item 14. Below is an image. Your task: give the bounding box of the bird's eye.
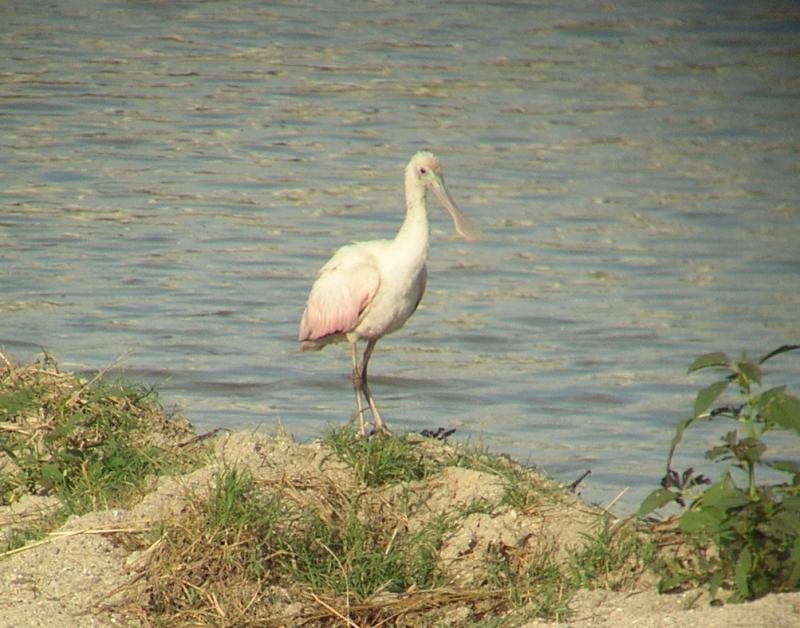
[419,167,427,174]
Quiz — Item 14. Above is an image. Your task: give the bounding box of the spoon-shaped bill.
[431,176,482,242]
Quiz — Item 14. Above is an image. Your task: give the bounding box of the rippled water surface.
[2,1,799,514]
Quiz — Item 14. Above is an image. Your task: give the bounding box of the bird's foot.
[371,421,392,437]
[351,410,369,438]
[368,404,391,437]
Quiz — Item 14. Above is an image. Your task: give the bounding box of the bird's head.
[407,151,482,242]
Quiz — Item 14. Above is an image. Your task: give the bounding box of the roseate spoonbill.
[298,151,481,436]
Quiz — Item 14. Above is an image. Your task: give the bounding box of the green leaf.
[41,462,63,489]
[688,352,731,373]
[759,389,800,434]
[0,389,38,417]
[734,547,752,599]
[705,444,732,462]
[780,494,800,514]
[657,573,686,593]
[738,438,766,466]
[638,488,678,517]
[667,416,694,466]
[679,508,723,533]
[766,459,800,483]
[757,385,787,410]
[750,573,773,599]
[693,380,729,418]
[708,571,725,598]
[768,507,800,538]
[702,475,751,510]
[735,359,762,387]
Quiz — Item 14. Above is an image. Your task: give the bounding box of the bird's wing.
[412,264,427,313]
[298,246,381,348]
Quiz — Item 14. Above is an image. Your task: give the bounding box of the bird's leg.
[361,339,391,435]
[351,342,368,437]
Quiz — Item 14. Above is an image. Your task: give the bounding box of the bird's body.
[298,229,428,351]
[299,151,480,435]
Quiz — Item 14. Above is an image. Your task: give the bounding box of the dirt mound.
[2,429,798,626]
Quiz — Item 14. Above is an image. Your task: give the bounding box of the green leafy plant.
[640,345,800,601]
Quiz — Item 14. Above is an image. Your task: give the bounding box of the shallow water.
[2,1,799,514]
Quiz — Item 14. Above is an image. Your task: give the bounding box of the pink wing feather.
[298,246,380,351]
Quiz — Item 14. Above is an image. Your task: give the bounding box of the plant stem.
[747,461,757,500]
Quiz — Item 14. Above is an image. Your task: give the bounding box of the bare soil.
[1,430,798,627]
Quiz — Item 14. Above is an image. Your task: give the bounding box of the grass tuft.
[0,353,205,551]
[483,536,572,621]
[322,425,439,486]
[139,466,455,625]
[568,517,655,591]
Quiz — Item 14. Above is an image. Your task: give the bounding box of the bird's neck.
[393,182,430,260]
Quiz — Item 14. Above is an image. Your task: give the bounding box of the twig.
[0,349,13,370]
[309,592,359,628]
[602,487,629,513]
[0,526,142,559]
[0,537,54,559]
[384,524,400,556]
[177,427,227,448]
[48,526,143,538]
[568,469,591,492]
[68,350,133,405]
[209,590,226,620]
[317,540,352,620]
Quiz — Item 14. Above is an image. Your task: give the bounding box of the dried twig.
[0,526,143,559]
[309,592,359,628]
[0,350,13,370]
[602,487,629,513]
[177,427,227,448]
[67,350,133,406]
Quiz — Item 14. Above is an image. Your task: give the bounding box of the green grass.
[1,509,67,556]
[137,430,623,626]
[567,517,655,591]
[322,425,439,486]
[0,354,204,553]
[288,503,450,597]
[476,516,653,623]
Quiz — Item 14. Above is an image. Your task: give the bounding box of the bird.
[298,150,481,436]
